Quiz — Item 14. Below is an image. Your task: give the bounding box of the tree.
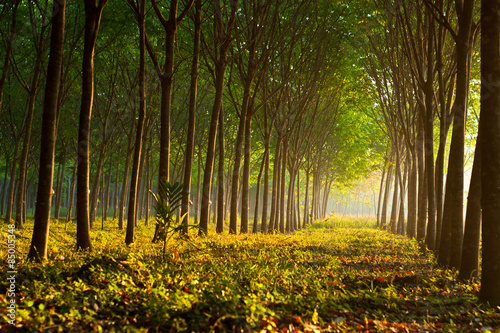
[437,0,477,269]
[27,0,66,261]
[479,0,500,306]
[198,0,238,235]
[125,0,147,245]
[76,0,108,251]
[180,0,202,232]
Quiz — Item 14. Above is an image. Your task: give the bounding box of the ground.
[0,217,499,332]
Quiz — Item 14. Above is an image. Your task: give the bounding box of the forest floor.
[1,217,499,332]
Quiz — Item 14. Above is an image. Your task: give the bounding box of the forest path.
[1,218,499,332]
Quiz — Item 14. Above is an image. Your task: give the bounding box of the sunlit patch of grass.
[1,218,499,332]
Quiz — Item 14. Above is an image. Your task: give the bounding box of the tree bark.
[458,133,481,281]
[126,0,147,245]
[479,0,500,306]
[76,0,108,251]
[27,0,66,261]
[54,150,67,220]
[216,105,225,233]
[199,0,238,235]
[66,161,77,223]
[181,0,201,232]
[438,0,475,269]
[261,142,270,233]
[240,115,252,233]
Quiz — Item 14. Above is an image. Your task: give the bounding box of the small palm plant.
[150,181,193,259]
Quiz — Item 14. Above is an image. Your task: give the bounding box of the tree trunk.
[76,0,108,251]
[380,153,394,229]
[439,0,475,269]
[479,0,500,306]
[279,139,288,233]
[54,152,67,220]
[5,143,19,224]
[180,0,201,232]
[27,0,66,261]
[216,105,225,233]
[376,160,387,227]
[194,143,202,224]
[407,150,417,238]
[89,145,106,227]
[1,156,11,217]
[113,146,121,220]
[424,14,437,251]
[120,130,134,230]
[103,153,112,222]
[126,0,146,245]
[268,134,281,232]
[66,161,77,223]
[199,0,237,234]
[389,151,400,233]
[15,51,44,229]
[253,152,265,233]
[459,134,481,281]
[261,143,270,233]
[416,111,427,242]
[303,163,311,228]
[241,115,252,233]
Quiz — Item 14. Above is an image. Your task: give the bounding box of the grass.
[0,217,499,332]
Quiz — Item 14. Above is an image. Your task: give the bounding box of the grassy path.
[1,219,499,332]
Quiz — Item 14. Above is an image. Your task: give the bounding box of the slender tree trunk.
[424,14,437,251]
[459,134,481,281]
[261,143,270,233]
[200,66,227,234]
[76,0,108,251]
[279,139,288,233]
[195,143,201,224]
[389,151,400,233]
[15,53,44,229]
[199,0,237,233]
[268,135,281,232]
[286,167,296,233]
[27,0,66,261]
[126,0,147,245]
[113,146,121,220]
[54,152,67,220]
[303,164,311,228]
[66,161,77,223]
[241,115,252,233]
[397,157,408,235]
[103,154,112,221]
[1,156,11,217]
[439,0,475,269]
[407,150,417,238]
[216,106,225,233]
[416,112,427,242]
[119,134,134,230]
[181,0,201,232]
[253,152,265,233]
[376,161,387,227]
[380,153,394,229]
[5,144,19,224]
[296,170,301,229]
[89,146,106,227]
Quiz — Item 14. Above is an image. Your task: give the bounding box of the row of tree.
[0,0,381,259]
[367,0,500,305]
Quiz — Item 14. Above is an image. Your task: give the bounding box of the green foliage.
[1,218,499,332]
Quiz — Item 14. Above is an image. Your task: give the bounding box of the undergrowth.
[0,217,499,332]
